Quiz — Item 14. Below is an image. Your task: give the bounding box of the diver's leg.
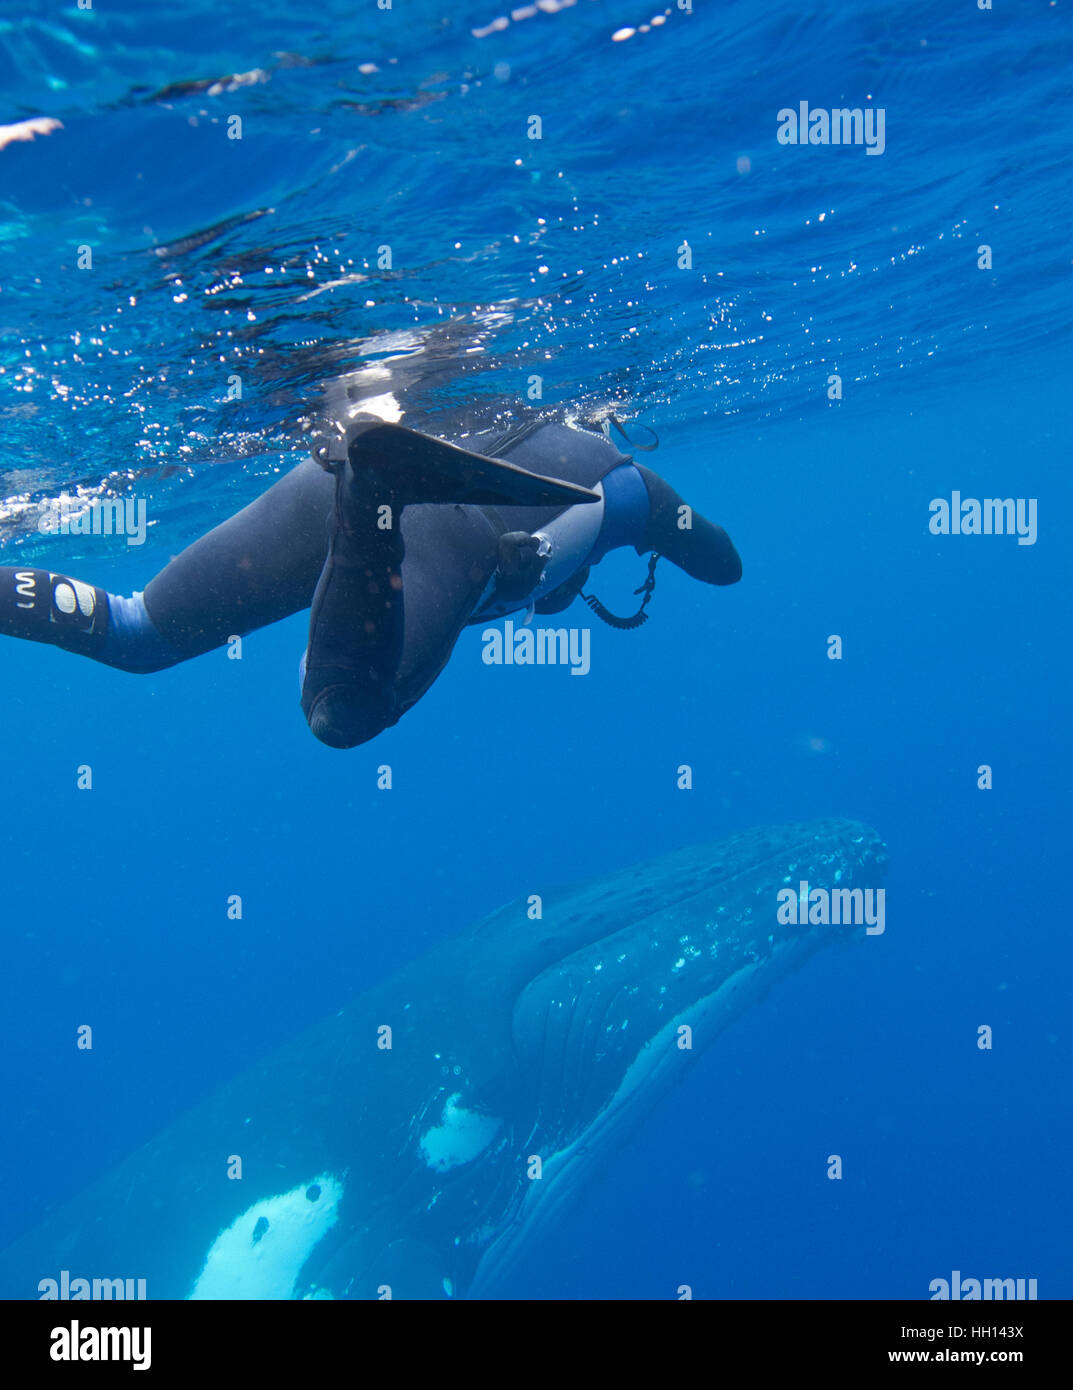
[302,491,498,749]
[300,463,406,746]
[634,464,742,585]
[0,568,179,673]
[391,505,501,717]
[0,460,336,672]
[142,458,334,656]
[300,423,588,748]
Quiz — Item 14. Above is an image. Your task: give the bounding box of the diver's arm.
[633,464,742,585]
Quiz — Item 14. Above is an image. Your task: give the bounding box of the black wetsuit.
[0,420,741,747]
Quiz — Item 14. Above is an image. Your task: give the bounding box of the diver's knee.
[303,684,393,749]
[110,653,183,675]
[634,465,742,586]
[711,530,743,585]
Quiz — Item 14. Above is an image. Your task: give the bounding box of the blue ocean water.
[0,0,1070,1299]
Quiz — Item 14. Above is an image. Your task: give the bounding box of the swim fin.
[312,419,600,509]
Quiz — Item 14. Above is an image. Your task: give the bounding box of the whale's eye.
[306,1184,321,1202]
[252,1216,269,1244]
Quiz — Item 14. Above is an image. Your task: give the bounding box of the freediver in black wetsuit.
[0,414,742,747]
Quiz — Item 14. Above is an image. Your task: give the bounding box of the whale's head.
[0,819,886,1303]
[464,817,888,1295]
[181,818,888,1301]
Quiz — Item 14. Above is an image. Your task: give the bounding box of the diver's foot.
[315,420,601,510]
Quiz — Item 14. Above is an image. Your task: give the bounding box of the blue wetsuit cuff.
[101,592,182,673]
[587,462,651,565]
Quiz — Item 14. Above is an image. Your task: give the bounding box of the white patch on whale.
[188,1174,342,1300]
[419,1094,501,1172]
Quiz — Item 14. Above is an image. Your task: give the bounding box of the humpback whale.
[0,818,886,1300]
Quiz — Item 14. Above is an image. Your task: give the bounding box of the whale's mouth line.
[470,926,831,1299]
[505,822,878,1128]
[545,924,825,1134]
